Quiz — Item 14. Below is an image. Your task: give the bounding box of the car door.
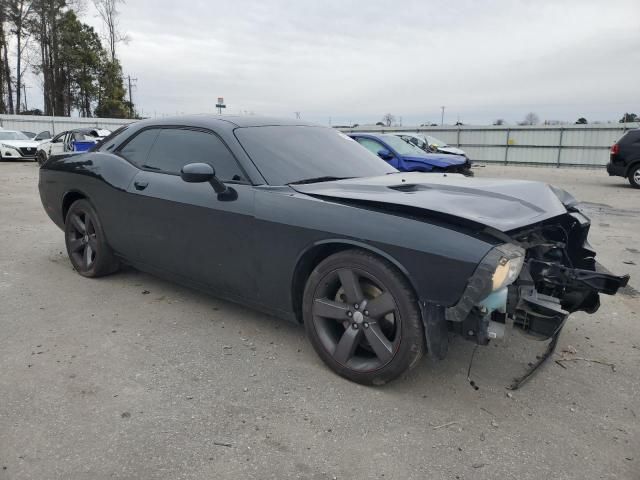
[34,131,51,142]
[117,126,257,300]
[47,133,66,156]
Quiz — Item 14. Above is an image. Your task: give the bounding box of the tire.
[37,151,47,166]
[302,249,425,385]
[628,165,640,189]
[64,199,119,277]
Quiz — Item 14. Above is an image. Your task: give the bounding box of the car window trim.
[115,125,252,184]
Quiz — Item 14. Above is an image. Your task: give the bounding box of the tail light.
[610,144,620,155]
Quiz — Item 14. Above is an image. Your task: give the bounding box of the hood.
[437,146,466,156]
[291,172,568,232]
[1,139,40,149]
[401,153,467,167]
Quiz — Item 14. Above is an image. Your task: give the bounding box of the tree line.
[0,0,135,118]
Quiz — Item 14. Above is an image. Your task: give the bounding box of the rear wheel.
[302,249,425,385]
[628,165,640,188]
[64,199,119,277]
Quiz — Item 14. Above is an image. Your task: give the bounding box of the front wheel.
[628,165,640,188]
[37,151,47,166]
[302,249,425,385]
[64,199,119,277]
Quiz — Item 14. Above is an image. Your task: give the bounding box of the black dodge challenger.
[38,115,629,386]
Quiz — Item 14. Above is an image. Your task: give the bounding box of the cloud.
[32,0,640,124]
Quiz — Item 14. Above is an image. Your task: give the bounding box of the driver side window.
[356,138,386,157]
[144,128,247,182]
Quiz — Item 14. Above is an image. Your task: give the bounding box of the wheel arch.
[61,190,89,222]
[625,158,640,177]
[290,239,419,324]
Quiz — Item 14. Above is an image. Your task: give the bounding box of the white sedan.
[0,130,41,161]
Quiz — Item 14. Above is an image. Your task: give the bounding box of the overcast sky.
[37,0,640,125]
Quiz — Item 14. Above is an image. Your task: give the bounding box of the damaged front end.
[444,205,629,387]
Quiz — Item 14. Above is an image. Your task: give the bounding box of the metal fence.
[2,114,638,167]
[339,123,640,167]
[0,114,137,137]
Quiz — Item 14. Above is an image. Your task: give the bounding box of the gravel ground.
[0,160,638,480]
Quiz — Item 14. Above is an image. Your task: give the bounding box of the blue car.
[348,133,473,176]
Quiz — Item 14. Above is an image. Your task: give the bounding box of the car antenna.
[467,344,480,390]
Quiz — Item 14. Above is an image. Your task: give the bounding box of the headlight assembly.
[490,244,525,291]
[492,254,525,291]
[1,143,18,150]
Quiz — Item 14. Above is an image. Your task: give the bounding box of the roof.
[131,114,319,130]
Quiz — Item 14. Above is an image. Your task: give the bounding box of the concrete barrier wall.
[0,115,137,137]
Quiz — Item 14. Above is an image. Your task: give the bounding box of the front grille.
[19,147,37,157]
[437,161,473,176]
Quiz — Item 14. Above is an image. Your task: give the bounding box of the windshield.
[0,131,29,141]
[426,135,449,147]
[379,135,428,156]
[235,126,396,185]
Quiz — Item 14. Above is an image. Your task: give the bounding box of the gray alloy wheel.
[64,199,119,277]
[303,249,425,385]
[629,165,640,189]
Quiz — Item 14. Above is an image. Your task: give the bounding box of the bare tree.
[382,113,395,127]
[92,0,127,61]
[7,0,33,113]
[0,4,9,113]
[0,2,13,113]
[521,112,539,126]
[493,119,505,125]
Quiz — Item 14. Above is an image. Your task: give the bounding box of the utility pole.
[440,106,445,126]
[22,84,31,111]
[126,75,137,118]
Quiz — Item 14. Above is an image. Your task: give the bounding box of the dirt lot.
[1,161,638,480]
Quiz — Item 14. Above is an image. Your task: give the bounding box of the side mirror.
[181,162,229,195]
[181,162,214,183]
[377,148,394,160]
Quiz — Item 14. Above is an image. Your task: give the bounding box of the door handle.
[134,180,149,191]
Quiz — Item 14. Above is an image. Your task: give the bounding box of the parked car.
[395,133,468,157]
[607,128,640,188]
[349,132,473,176]
[0,130,41,161]
[37,128,111,165]
[38,115,628,386]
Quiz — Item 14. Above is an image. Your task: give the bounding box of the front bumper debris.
[440,209,629,387]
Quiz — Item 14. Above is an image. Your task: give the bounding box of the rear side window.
[144,128,246,181]
[624,130,640,144]
[98,125,132,152]
[118,129,160,166]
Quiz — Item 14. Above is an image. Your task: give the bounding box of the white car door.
[48,133,67,156]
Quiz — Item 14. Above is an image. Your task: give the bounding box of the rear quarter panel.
[38,152,139,254]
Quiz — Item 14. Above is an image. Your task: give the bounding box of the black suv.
[607,128,640,188]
